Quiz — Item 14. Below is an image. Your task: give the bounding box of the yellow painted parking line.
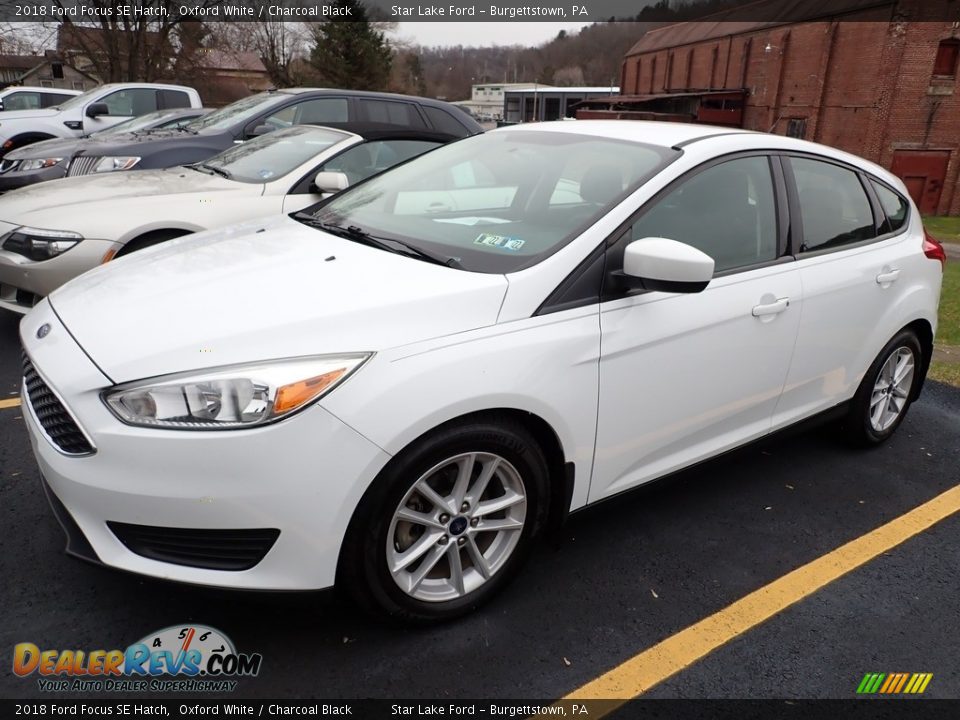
[562,483,960,710]
[0,397,21,410]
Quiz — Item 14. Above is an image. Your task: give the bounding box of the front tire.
[339,417,550,623]
[844,329,922,445]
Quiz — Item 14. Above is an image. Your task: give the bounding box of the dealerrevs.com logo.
[13,625,262,693]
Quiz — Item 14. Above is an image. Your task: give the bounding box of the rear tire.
[844,329,922,446]
[339,417,550,623]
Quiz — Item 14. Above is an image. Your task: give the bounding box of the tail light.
[923,229,947,269]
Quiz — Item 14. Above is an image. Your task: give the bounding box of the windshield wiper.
[198,163,231,179]
[296,216,463,269]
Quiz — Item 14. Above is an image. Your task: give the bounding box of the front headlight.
[1,226,82,261]
[18,157,63,171]
[94,156,141,173]
[102,354,371,430]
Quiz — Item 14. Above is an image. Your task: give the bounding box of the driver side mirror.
[248,124,274,138]
[621,237,714,293]
[85,102,109,119]
[313,171,349,195]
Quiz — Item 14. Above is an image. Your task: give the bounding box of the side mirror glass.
[314,171,349,194]
[622,237,714,293]
[85,102,109,119]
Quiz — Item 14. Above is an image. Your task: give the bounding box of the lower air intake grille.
[107,522,280,571]
[22,352,95,456]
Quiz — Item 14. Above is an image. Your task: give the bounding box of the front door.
[591,155,801,501]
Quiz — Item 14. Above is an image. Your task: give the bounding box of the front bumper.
[0,165,67,193]
[0,238,120,314]
[20,302,392,590]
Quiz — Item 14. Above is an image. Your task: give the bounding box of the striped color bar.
[857,673,932,694]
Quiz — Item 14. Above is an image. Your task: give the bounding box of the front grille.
[67,156,100,177]
[21,352,95,455]
[107,522,280,571]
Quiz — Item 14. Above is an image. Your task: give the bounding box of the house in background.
[578,0,960,215]
[0,51,98,91]
[190,49,271,107]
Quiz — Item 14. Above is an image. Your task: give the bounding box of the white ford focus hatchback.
[20,121,945,622]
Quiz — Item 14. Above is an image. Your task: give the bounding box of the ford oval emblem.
[36,323,51,339]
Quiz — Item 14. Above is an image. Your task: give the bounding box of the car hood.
[7,136,83,160]
[74,128,223,155]
[0,168,248,221]
[48,215,508,383]
[0,108,60,123]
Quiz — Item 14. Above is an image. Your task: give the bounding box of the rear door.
[590,154,802,501]
[773,155,915,425]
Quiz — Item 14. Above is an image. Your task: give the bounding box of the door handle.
[752,297,790,317]
[876,269,901,284]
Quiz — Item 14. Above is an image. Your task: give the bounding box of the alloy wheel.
[869,346,915,433]
[386,452,527,602]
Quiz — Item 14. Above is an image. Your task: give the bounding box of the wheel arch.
[3,132,57,151]
[116,226,198,255]
[335,406,575,580]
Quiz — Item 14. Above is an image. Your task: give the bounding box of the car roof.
[0,86,83,95]
[495,120,750,147]
[305,122,462,143]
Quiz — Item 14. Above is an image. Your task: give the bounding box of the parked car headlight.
[94,156,141,173]
[1,226,82,261]
[102,354,372,430]
[18,157,63,171]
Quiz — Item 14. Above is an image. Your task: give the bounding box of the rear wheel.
[844,329,922,445]
[339,417,550,623]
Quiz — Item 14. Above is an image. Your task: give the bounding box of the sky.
[390,22,592,48]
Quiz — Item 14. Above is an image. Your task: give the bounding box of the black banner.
[3,700,960,720]
[2,0,960,24]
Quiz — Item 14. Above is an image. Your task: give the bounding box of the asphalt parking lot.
[1,306,959,703]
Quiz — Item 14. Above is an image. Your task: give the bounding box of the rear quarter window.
[422,106,470,136]
[870,180,909,234]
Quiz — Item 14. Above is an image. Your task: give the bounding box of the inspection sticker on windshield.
[474,233,525,251]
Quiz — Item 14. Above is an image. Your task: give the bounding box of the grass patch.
[938,260,960,346]
[929,361,960,388]
[923,215,960,244]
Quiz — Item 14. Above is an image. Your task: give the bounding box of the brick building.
[578,0,960,215]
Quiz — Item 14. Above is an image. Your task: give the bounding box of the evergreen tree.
[309,0,392,91]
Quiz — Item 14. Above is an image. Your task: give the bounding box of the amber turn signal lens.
[101,248,120,264]
[273,369,346,414]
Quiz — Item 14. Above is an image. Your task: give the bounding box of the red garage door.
[891,150,950,214]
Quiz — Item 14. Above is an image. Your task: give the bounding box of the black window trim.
[781,151,910,260]
[537,149,793,315]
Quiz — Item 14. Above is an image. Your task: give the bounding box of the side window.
[292,98,348,125]
[4,92,40,111]
[358,99,426,128]
[627,156,778,273]
[318,139,441,185]
[41,93,75,108]
[100,88,158,116]
[422,106,469,136]
[791,158,875,252]
[158,89,190,110]
[870,180,909,234]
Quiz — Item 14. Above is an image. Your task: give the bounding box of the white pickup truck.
[0,82,202,156]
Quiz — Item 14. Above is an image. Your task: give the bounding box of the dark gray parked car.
[0,107,209,192]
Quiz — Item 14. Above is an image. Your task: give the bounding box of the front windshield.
[200,125,350,183]
[91,109,185,136]
[184,92,282,133]
[307,130,677,273]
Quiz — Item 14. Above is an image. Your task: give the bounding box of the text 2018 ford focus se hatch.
[19,121,945,622]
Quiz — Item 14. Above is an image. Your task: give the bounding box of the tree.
[309,0,392,91]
